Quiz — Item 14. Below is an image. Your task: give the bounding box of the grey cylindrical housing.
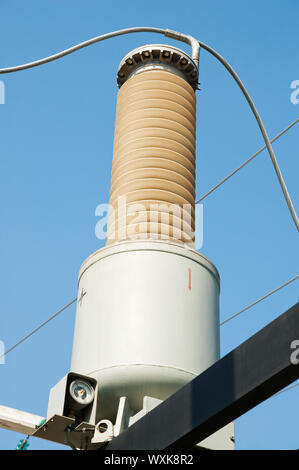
[71,240,220,421]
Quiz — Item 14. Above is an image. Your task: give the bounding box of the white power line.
[0,297,77,361]
[221,275,299,326]
[196,118,299,204]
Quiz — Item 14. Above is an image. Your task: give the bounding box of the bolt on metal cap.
[117,44,199,89]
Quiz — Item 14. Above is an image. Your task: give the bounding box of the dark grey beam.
[104,302,299,450]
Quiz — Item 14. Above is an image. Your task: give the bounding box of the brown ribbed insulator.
[106,54,197,246]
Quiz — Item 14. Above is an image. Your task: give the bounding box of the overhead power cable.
[196,118,299,204]
[0,27,297,230]
[0,297,77,361]
[197,39,299,231]
[221,275,299,326]
[274,382,299,397]
[0,28,164,74]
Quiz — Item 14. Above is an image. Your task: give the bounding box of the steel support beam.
[104,302,299,450]
[0,405,44,436]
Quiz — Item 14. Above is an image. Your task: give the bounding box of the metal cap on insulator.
[117,44,199,89]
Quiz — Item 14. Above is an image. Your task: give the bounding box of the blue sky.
[0,0,298,450]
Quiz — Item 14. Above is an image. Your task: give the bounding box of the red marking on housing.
[188,268,191,291]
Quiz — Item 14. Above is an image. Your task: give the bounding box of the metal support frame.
[1,303,298,449]
[104,303,299,450]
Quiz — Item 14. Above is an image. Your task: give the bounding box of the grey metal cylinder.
[71,240,220,421]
